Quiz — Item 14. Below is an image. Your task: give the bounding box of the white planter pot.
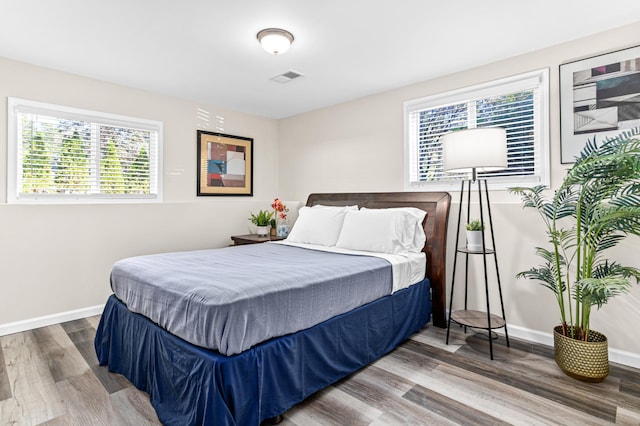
[256,225,269,236]
[466,230,484,251]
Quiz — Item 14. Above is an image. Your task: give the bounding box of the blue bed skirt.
[94,278,431,425]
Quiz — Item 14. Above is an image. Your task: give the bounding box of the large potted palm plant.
[511,128,640,382]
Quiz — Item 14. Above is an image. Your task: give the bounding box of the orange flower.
[271,198,289,220]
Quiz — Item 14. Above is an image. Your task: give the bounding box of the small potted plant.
[271,198,290,237]
[465,219,485,251]
[249,210,274,236]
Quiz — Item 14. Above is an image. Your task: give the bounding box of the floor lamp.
[442,127,510,360]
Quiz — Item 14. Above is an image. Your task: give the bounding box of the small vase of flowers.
[272,198,290,237]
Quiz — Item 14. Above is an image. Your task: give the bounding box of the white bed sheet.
[273,240,426,293]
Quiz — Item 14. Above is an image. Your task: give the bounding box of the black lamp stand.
[445,170,509,359]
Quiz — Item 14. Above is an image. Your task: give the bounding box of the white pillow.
[286,206,351,246]
[362,207,427,252]
[335,208,427,254]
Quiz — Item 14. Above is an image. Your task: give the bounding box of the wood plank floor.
[1,316,639,425]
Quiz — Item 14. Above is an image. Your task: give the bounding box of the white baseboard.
[500,323,640,369]
[0,304,104,337]
[499,323,554,346]
[444,308,640,369]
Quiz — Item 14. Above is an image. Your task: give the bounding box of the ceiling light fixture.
[257,28,294,55]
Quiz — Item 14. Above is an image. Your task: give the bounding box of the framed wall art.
[560,45,640,163]
[197,130,253,196]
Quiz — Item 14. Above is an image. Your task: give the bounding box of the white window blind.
[8,98,162,203]
[404,69,549,190]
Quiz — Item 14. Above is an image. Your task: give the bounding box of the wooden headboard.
[306,192,451,328]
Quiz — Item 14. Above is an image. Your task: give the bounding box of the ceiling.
[1,1,640,119]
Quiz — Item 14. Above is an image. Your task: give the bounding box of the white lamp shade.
[257,28,294,55]
[441,128,508,173]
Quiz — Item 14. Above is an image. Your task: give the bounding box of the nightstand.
[230,234,285,246]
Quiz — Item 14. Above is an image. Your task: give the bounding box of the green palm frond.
[611,187,640,207]
[535,246,564,265]
[576,277,632,309]
[564,134,640,188]
[592,234,626,252]
[516,247,566,295]
[571,136,600,165]
[517,265,565,295]
[592,261,640,281]
[590,208,640,238]
[556,228,576,247]
[554,187,577,219]
[510,185,547,210]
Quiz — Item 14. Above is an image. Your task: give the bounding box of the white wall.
[0,57,279,326]
[278,21,640,359]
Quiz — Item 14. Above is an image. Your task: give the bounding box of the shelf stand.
[445,175,509,359]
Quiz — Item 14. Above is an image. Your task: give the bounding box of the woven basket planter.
[553,325,609,382]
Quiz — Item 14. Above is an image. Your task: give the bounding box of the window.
[8,98,162,203]
[404,69,549,190]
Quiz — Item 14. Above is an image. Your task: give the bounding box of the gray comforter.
[110,243,392,355]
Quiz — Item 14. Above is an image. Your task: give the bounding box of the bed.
[94,191,451,425]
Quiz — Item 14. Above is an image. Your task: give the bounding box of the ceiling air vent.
[271,70,303,84]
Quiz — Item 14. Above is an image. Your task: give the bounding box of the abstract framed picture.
[560,45,640,163]
[197,130,253,196]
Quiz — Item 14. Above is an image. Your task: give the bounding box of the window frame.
[7,97,163,204]
[403,69,550,191]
